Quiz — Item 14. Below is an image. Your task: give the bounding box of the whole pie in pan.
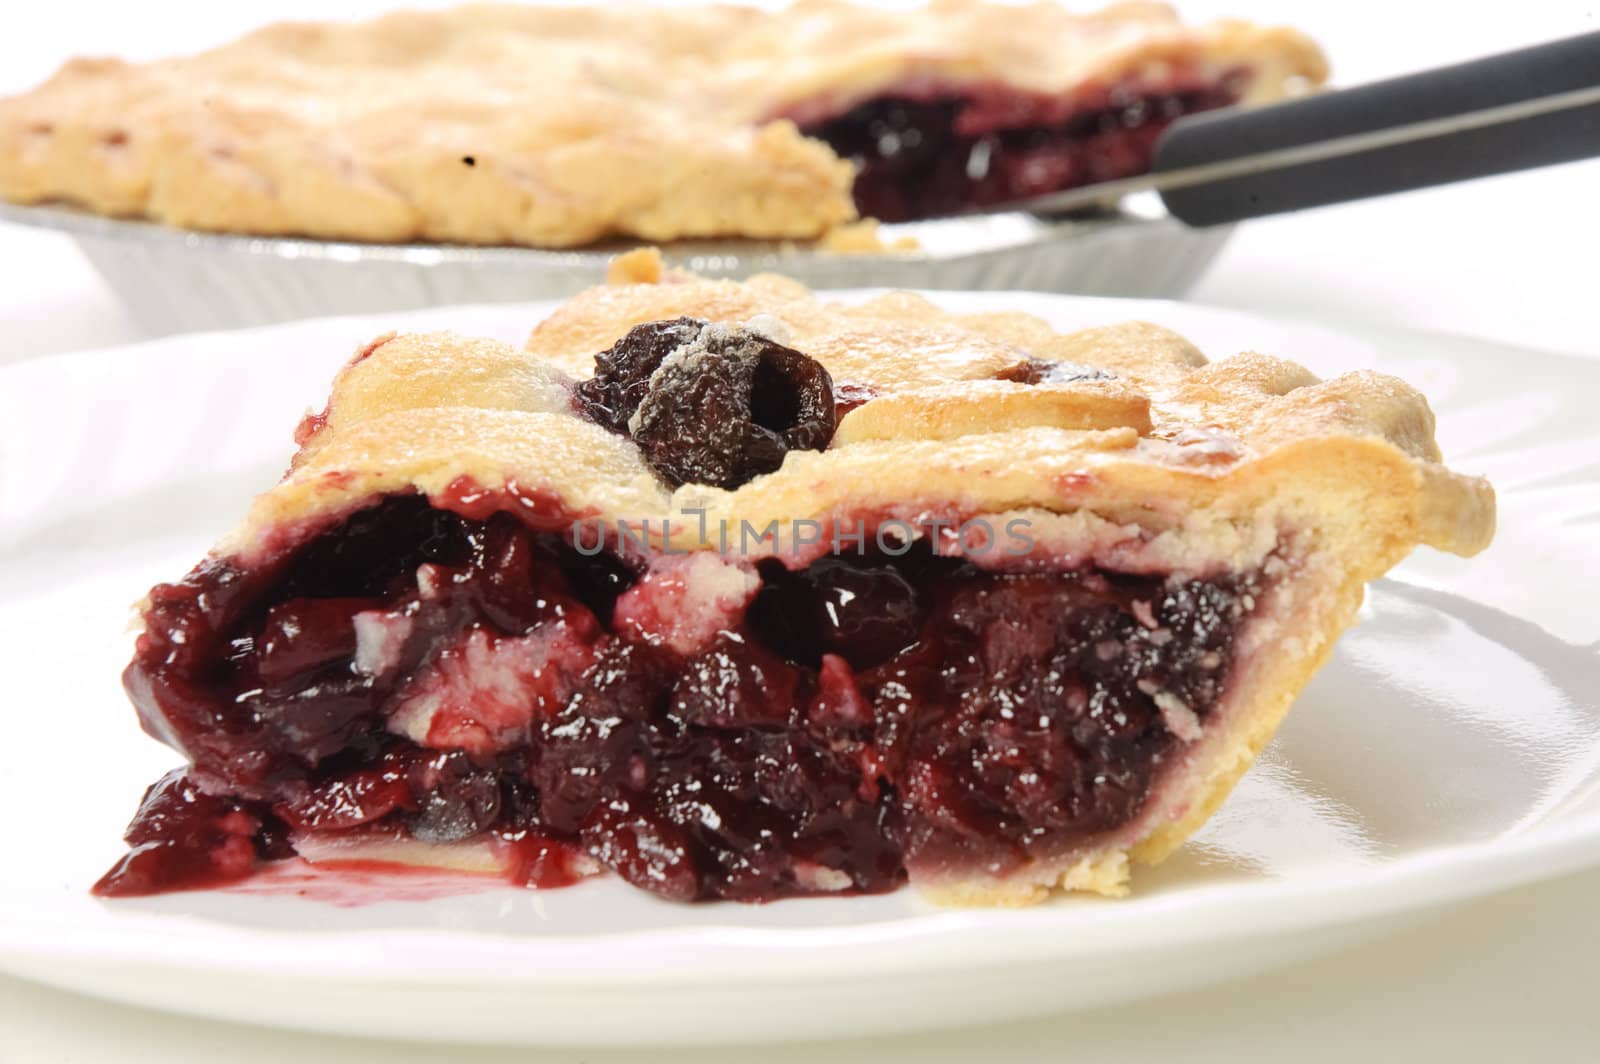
[0,1,1326,246]
[96,250,1494,904]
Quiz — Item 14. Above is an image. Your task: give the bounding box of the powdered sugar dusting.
[743,313,793,344]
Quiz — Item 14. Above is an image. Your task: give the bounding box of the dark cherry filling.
[793,72,1248,222]
[102,494,1256,902]
[91,769,292,897]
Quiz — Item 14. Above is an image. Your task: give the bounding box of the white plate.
[0,294,1596,1047]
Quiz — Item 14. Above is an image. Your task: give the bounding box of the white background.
[3,1,1600,1060]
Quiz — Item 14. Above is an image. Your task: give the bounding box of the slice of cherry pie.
[96,249,1493,904]
[0,1,1325,246]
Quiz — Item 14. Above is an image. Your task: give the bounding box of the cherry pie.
[0,1,1325,246]
[95,249,1493,904]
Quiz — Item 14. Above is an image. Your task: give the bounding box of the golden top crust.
[0,0,1325,246]
[229,253,1494,580]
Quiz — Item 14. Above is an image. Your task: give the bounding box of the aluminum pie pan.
[0,199,1233,336]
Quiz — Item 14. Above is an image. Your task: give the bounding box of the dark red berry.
[751,342,836,453]
[668,634,800,729]
[750,556,925,670]
[253,811,297,861]
[92,769,266,897]
[530,641,673,833]
[581,794,702,902]
[274,758,413,832]
[575,318,706,433]
[255,597,378,685]
[406,752,502,843]
[631,324,836,489]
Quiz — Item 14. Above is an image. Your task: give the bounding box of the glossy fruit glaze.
[792,71,1248,221]
[101,486,1257,901]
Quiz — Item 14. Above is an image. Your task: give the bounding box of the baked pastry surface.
[97,251,1492,904]
[0,1,1326,245]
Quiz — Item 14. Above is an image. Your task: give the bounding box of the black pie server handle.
[1153,30,1600,226]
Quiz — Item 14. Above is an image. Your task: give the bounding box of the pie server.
[987,29,1600,226]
